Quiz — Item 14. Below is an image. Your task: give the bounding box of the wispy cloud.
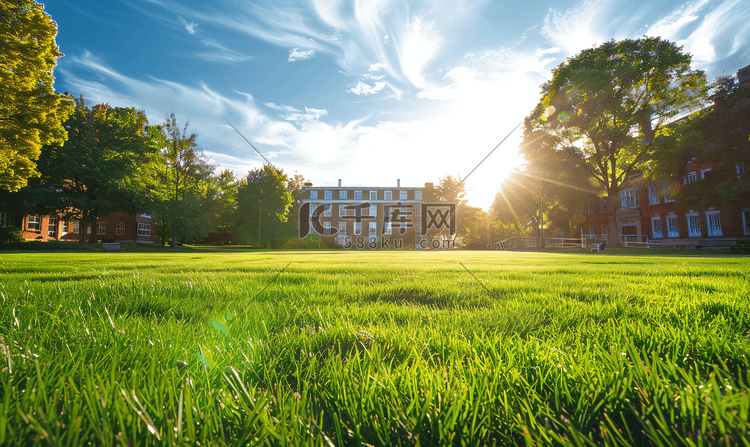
[289,48,315,62]
[196,39,254,64]
[348,81,386,95]
[178,16,197,34]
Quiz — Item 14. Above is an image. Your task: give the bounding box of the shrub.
[102,238,116,243]
[0,226,23,246]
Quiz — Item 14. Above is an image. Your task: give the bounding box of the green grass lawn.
[1,250,749,446]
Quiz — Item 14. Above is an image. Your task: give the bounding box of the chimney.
[338,179,342,187]
[397,179,401,187]
[424,182,433,189]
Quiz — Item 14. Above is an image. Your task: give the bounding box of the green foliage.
[1,251,750,445]
[0,225,22,245]
[33,97,160,243]
[235,165,294,246]
[0,0,74,191]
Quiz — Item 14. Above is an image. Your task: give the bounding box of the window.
[324,190,332,200]
[700,169,711,180]
[687,214,701,237]
[355,205,362,217]
[310,190,318,200]
[601,224,607,235]
[683,171,697,185]
[354,190,362,200]
[97,222,106,235]
[384,191,392,200]
[338,222,346,235]
[620,189,636,209]
[383,222,392,235]
[737,164,748,178]
[137,223,151,237]
[384,205,391,220]
[339,190,347,200]
[310,204,317,217]
[369,191,377,200]
[666,216,679,238]
[62,221,69,234]
[87,224,91,235]
[116,222,125,235]
[415,221,422,235]
[73,221,79,234]
[599,198,606,214]
[369,221,377,236]
[588,205,595,215]
[415,205,421,217]
[323,221,332,235]
[139,213,152,219]
[28,215,40,231]
[354,222,362,235]
[589,225,595,235]
[369,205,377,217]
[399,190,408,200]
[648,186,659,205]
[580,227,585,239]
[415,191,422,200]
[0,212,7,226]
[324,204,332,217]
[707,212,722,237]
[651,218,663,238]
[339,204,347,217]
[48,219,57,237]
[743,210,750,236]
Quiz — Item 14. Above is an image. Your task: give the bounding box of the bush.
[0,226,23,246]
[102,238,116,243]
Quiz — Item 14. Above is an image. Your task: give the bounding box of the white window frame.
[399,190,408,200]
[73,221,79,234]
[48,218,57,237]
[324,190,332,200]
[309,204,317,217]
[666,216,679,238]
[323,221,331,235]
[338,221,346,235]
[309,190,318,200]
[589,225,595,235]
[651,217,663,238]
[339,190,347,200]
[354,222,362,235]
[62,221,69,234]
[28,215,40,231]
[369,221,377,236]
[339,205,347,217]
[648,186,659,205]
[137,223,151,237]
[683,171,697,185]
[588,205,595,215]
[384,191,392,201]
[620,189,636,209]
[97,222,106,235]
[324,204,332,217]
[369,205,377,217]
[354,190,362,200]
[687,213,701,237]
[415,191,422,200]
[706,212,722,237]
[415,205,421,217]
[116,222,125,235]
[700,169,711,180]
[384,222,392,235]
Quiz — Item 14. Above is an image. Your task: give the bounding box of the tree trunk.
[606,196,620,248]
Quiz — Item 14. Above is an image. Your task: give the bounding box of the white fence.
[489,234,652,250]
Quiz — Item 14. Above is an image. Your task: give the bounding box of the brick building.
[0,211,156,244]
[301,180,456,249]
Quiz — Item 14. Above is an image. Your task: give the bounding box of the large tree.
[234,165,294,247]
[0,0,73,191]
[35,97,159,243]
[524,37,707,246]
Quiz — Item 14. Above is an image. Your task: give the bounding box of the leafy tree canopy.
[0,0,73,191]
[235,165,294,246]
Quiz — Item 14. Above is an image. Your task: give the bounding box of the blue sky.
[46,0,750,209]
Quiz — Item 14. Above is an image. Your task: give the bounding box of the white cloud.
[348,81,386,95]
[369,62,386,72]
[178,16,197,34]
[288,48,315,62]
[541,0,616,55]
[395,16,442,88]
[646,0,709,39]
